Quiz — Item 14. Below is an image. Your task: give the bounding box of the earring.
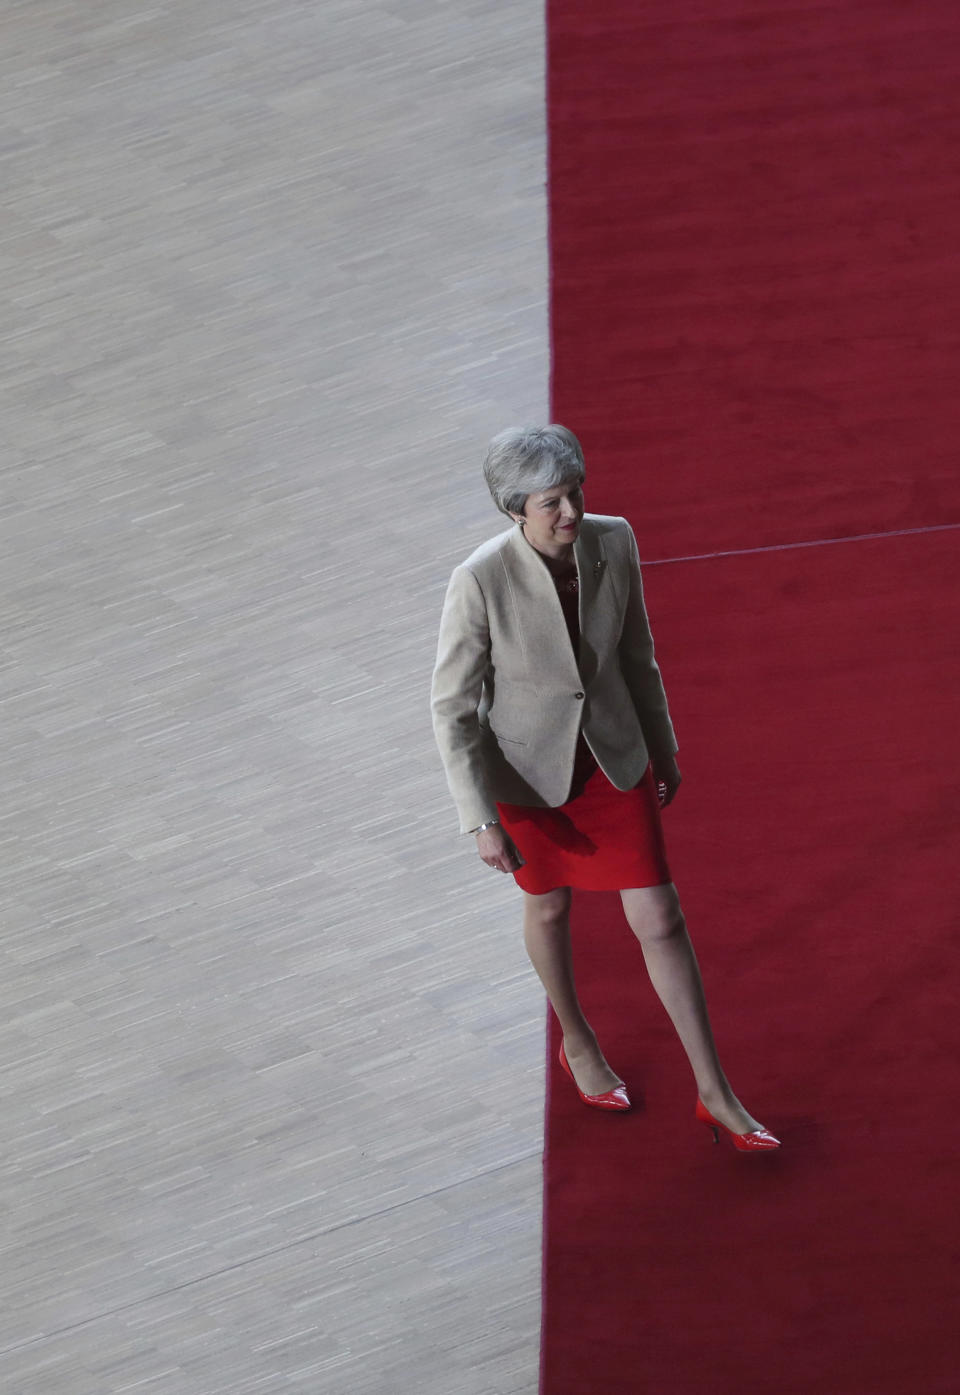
[515,517,525,528]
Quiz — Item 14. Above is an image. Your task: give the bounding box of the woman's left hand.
[653,755,682,808]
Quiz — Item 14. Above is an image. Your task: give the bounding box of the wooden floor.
[0,3,548,1391]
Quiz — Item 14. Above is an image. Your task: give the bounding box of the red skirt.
[496,762,672,895]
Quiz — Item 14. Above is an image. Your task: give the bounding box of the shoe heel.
[695,1097,781,1152]
[558,1041,631,1112]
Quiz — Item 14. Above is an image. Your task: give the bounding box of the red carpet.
[542,4,960,1392]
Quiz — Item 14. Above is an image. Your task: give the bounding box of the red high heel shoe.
[696,1098,781,1152]
[559,1042,631,1112]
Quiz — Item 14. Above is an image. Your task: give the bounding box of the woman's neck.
[533,545,576,574]
[524,536,575,565]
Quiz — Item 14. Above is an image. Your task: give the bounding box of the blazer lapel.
[502,525,582,687]
[573,520,609,687]
[573,521,606,624]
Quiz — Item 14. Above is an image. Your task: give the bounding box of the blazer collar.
[572,519,606,608]
[503,514,607,597]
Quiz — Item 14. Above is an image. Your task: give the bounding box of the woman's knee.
[644,905,686,945]
[523,886,572,929]
[622,885,685,944]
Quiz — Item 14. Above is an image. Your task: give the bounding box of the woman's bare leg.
[621,883,765,1134]
[522,887,622,1096]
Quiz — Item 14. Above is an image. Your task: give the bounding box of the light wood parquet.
[0,2,548,1390]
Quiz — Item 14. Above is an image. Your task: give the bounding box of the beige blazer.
[431,513,678,833]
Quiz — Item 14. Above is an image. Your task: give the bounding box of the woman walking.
[431,424,778,1150]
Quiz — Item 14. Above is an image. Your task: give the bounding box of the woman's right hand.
[476,824,524,874]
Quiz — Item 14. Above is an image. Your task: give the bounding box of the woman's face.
[513,478,585,557]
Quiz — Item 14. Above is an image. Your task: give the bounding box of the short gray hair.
[482,424,586,517]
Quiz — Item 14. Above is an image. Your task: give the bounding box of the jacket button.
[574,691,584,700]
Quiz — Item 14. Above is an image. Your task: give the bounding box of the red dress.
[495,556,672,895]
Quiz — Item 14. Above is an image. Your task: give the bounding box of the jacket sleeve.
[431,564,500,833]
[618,523,679,762]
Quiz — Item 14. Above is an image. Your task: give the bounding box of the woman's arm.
[431,565,500,834]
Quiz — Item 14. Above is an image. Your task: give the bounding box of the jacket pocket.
[489,726,527,746]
